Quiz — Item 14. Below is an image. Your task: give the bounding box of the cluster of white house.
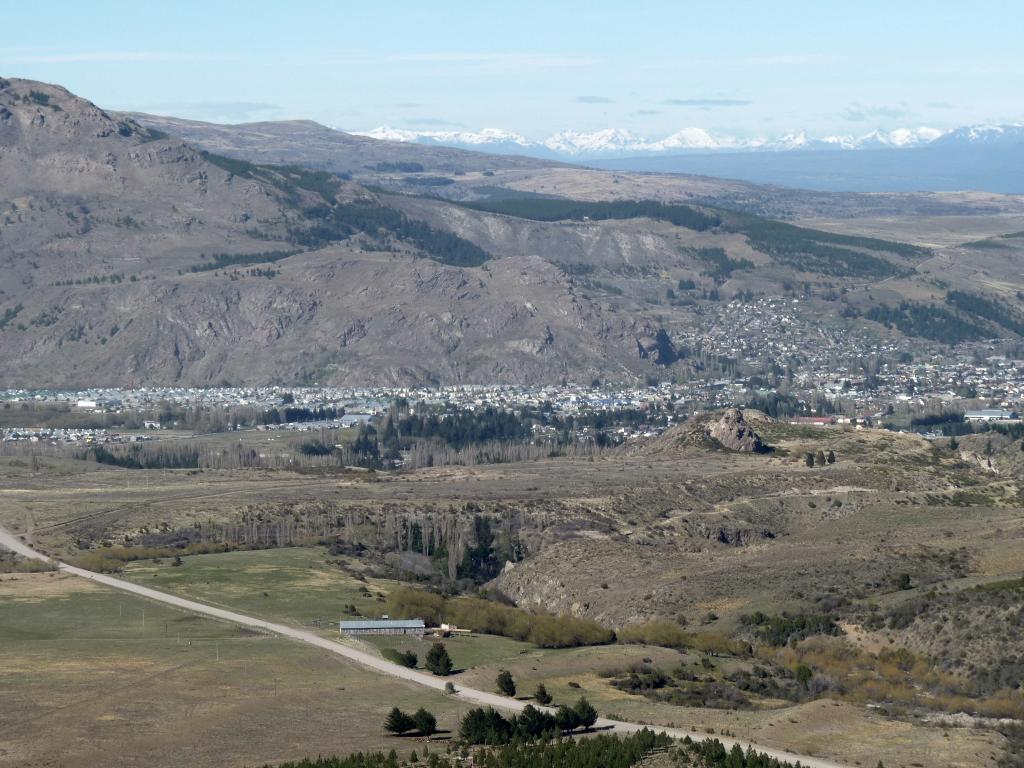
[963,409,1019,423]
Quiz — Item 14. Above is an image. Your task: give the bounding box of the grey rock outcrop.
[706,408,768,452]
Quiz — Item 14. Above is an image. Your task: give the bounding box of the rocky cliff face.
[641,409,773,456]
[706,408,769,452]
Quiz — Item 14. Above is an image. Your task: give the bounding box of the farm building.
[788,416,836,426]
[339,618,426,636]
[964,409,1018,422]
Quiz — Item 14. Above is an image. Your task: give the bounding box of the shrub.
[617,619,692,649]
[386,587,613,648]
[741,612,841,647]
[495,670,516,697]
[533,682,552,705]
[381,648,417,668]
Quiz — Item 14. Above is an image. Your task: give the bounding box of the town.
[1,329,1020,450]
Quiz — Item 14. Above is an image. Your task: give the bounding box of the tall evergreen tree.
[533,682,552,705]
[412,708,437,736]
[384,707,414,735]
[424,642,453,676]
[555,704,581,732]
[574,697,598,730]
[495,670,516,697]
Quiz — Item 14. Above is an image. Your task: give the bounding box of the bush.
[740,611,841,647]
[617,619,692,649]
[495,670,516,697]
[533,682,552,705]
[381,648,417,668]
[386,587,614,648]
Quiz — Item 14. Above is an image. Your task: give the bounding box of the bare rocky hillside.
[3,78,1024,387]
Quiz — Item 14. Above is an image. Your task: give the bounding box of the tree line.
[259,405,344,425]
[864,301,989,344]
[457,699,598,745]
[720,209,923,279]
[386,587,614,648]
[263,728,678,768]
[458,198,720,231]
[946,290,1024,337]
[294,199,490,268]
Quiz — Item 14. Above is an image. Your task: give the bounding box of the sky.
[2,0,1022,140]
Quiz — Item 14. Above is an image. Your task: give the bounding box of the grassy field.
[364,631,535,672]
[0,571,470,768]
[1,424,1021,767]
[452,641,1003,768]
[120,546,398,628]
[107,546,1008,768]
[0,544,1011,768]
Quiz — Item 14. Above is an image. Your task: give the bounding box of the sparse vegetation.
[457,198,720,231]
[719,210,924,278]
[739,611,842,647]
[381,648,418,668]
[865,301,990,343]
[688,247,754,282]
[187,250,298,273]
[946,290,1024,336]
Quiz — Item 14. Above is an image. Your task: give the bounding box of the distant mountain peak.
[352,121,1024,160]
[362,125,532,148]
[933,122,1024,146]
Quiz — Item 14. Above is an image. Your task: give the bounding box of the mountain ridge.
[3,77,1023,388]
[357,122,1022,159]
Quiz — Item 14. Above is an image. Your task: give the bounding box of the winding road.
[0,525,845,768]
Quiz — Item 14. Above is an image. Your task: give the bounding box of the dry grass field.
[1,419,1022,767]
[0,572,470,768]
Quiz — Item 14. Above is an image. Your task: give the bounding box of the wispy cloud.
[0,50,212,64]
[402,117,464,127]
[634,53,838,74]
[576,95,614,104]
[926,101,955,110]
[841,102,908,121]
[382,52,595,74]
[133,100,281,122]
[631,109,663,116]
[662,98,751,107]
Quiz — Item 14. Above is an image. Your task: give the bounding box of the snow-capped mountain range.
[357,123,1024,160]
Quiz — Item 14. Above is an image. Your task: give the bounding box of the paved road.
[0,525,845,768]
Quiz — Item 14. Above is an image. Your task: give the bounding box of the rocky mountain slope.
[2,78,1024,387]
[123,113,557,177]
[0,78,643,386]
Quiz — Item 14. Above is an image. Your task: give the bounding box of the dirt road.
[0,525,846,768]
